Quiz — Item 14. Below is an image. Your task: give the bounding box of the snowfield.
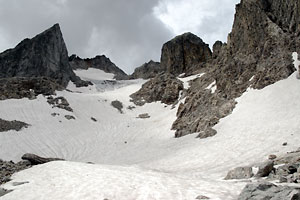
[1,68,300,199]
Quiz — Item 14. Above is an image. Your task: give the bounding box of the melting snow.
[178,73,205,89]
[206,80,217,93]
[1,69,300,199]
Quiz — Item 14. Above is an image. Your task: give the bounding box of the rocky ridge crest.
[130,60,163,79]
[69,54,129,80]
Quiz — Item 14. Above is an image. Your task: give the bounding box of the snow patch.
[206,80,217,93]
[178,73,205,89]
[249,76,254,82]
[292,52,300,79]
[74,68,115,81]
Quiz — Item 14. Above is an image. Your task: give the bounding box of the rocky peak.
[69,54,129,80]
[160,32,212,76]
[212,41,224,58]
[0,23,87,88]
[130,60,163,79]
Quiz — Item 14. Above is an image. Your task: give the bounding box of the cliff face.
[130,60,163,80]
[69,55,129,80]
[172,0,300,138]
[0,24,86,87]
[160,32,212,76]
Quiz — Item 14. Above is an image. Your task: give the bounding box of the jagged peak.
[169,32,206,45]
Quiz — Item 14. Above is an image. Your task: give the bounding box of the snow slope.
[1,68,300,199]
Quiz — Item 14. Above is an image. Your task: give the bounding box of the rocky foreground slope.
[132,0,300,138]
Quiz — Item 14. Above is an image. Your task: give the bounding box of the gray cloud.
[154,0,240,48]
[0,0,239,74]
[0,0,172,73]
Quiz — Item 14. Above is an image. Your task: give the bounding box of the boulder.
[224,167,254,180]
[130,60,163,79]
[47,96,73,112]
[69,54,128,80]
[255,161,274,177]
[238,182,300,200]
[130,73,183,106]
[21,153,64,165]
[161,32,212,76]
[65,115,75,120]
[137,113,150,119]
[111,100,124,113]
[0,24,88,88]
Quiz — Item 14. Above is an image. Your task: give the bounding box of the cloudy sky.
[0,0,239,74]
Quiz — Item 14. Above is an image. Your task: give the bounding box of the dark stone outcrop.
[0,77,63,100]
[21,153,64,165]
[170,0,300,137]
[130,73,183,106]
[47,96,73,112]
[255,161,274,177]
[69,54,129,80]
[224,167,254,180]
[0,159,31,185]
[0,118,29,132]
[160,32,212,76]
[172,73,236,138]
[111,100,124,113]
[130,60,163,79]
[238,182,300,200]
[0,24,87,88]
[137,113,150,119]
[0,188,13,197]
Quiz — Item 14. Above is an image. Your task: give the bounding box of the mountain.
[132,0,300,138]
[0,24,88,88]
[1,0,300,199]
[69,54,129,80]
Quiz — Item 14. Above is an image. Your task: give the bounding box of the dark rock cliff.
[160,32,212,76]
[69,54,128,80]
[130,60,163,79]
[0,24,87,88]
[173,0,300,138]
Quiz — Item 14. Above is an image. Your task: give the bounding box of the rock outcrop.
[130,60,163,79]
[160,32,212,76]
[0,159,31,185]
[0,77,63,100]
[130,73,183,106]
[0,24,87,88]
[0,118,29,132]
[170,0,300,137]
[238,182,300,200]
[21,153,64,165]
[69,54,128,80]
[224,167,254,180]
